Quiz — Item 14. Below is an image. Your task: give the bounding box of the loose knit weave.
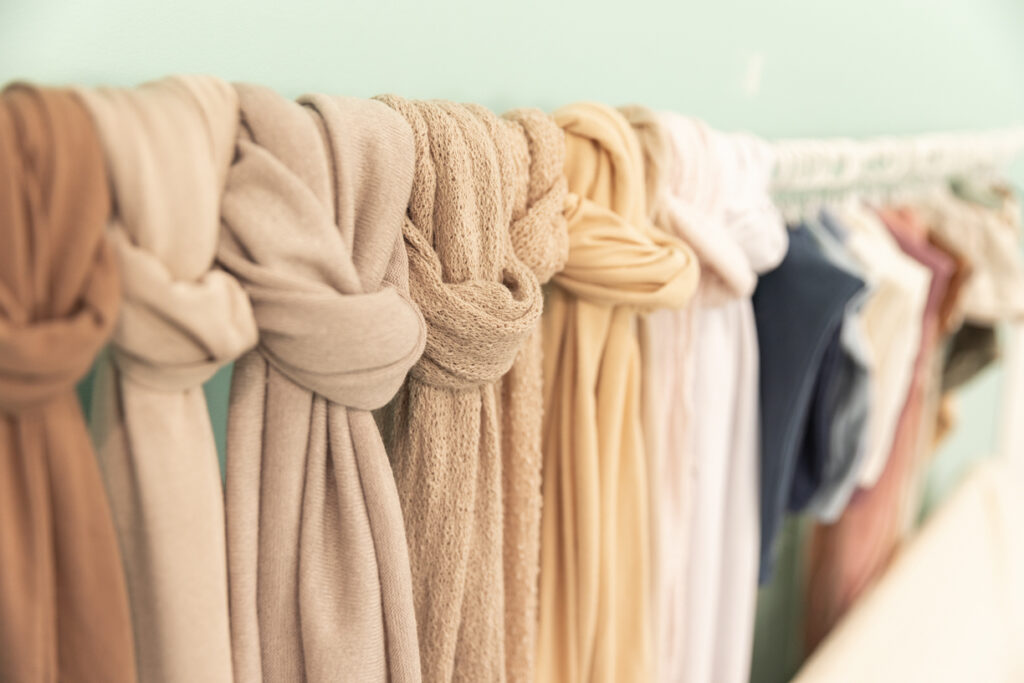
[375,95,567,683]
[79,76,257,683]
[0,85,136,683]
[218,85,425,683]
[537,102,699,683]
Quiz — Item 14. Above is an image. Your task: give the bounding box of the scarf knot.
[220,88,426,411]
[77,76,258,392]
[0,85,121,413]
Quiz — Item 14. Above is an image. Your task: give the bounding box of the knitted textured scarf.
[218,85,426,682]
[375,96,567,683]
[0,85,135,683]
[537,102,699,683]
[640,111,786,683]
[79,76,257,683]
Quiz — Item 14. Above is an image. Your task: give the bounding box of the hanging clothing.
[537,102,699,683]
[218,85,425,682]
[827,201,931,489]
[638,112,787,683]
[790,215,873,519]
[375,96,568,683]
[753,224,865,581]
[804,206,958,651]
[0,84,136,683]
[79,76,257,683]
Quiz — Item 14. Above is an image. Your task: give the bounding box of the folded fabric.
[790,215,873,520]
[375,96,567,683]
[639,111,786,683]
[218,85,425,682]
[828,201,931,488]
[537,102,699,683]
[754,224,865,582]
[79,76,257,683]
[0,84,136,683]
[804,206,957,650]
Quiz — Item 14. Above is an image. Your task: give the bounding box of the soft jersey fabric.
[79,76,257,683]
[375,96,568,683]
[638,112,787,683]
[537,102,699,683]
[0,85,136,683]
[753,224,865,582]
[804,207,957,651]
[218,85,425,683]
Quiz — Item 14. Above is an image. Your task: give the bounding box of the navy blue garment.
[753,224,865,583]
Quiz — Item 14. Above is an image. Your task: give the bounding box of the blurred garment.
[0,84,135,683]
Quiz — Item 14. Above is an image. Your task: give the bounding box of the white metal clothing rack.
[768,126,1024,465]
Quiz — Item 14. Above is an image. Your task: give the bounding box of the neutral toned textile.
[79,76,256,683]
[218,85,425,683]
[0,84,135,683]
[537,102,699,683]
[375,95,567,683]
[639,112,786,683]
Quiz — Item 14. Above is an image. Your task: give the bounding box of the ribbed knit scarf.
[375,96,568,683]
[218,84,426,682]
[537,102,699,683]
[79,76,257,683]
[0,85,135,683]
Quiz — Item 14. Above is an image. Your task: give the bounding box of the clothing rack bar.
[770,126,1024,193]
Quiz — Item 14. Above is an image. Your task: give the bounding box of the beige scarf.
[375,96,568,682]
[0,84,136,683]
[218,85,426,682]
[537,102,700,683]
[80,76,257,683]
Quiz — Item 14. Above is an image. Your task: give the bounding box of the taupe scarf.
[375,96,567,682]
[218,84,425,682]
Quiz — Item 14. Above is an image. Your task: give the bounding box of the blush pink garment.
[805,207,954,651]
[646,114,787,683]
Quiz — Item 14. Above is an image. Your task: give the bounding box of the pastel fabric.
[218,85,425,683]
[0,85,136,683]
[804,207,957,651]
[753,224,865,582]
[375,96,568,683]
[537,102,699,683]
[79,76,257,683]
[640,112,786,683]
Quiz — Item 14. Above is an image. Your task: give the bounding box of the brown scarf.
[78,76,257,683]
[0,85,136,683]
[218,84,426,683]
[375,96,567,682]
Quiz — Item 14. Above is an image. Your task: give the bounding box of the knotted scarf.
[639,111,787,683]
[218,85,425,682]
[79,76,257,683]
[0,85,135,683]
[537,102,699,683]
[375,95,567,683]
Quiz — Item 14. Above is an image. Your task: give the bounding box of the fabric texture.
[753,224,865,582]
[218,84,425,683]
[804,206,957,651]
[0,84,136,683]
[639,111,786,683]
[374,95,568,683]
[79,76,256,683]
[537,102,699,683]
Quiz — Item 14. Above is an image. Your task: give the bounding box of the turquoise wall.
[4,1,1022,677]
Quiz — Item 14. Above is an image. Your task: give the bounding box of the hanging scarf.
[375,95,567,683]
[0,84,135,683]
[537,102,699,683]
[218,85,425,682]
[78,76,257,683]
[640,111,787,683]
